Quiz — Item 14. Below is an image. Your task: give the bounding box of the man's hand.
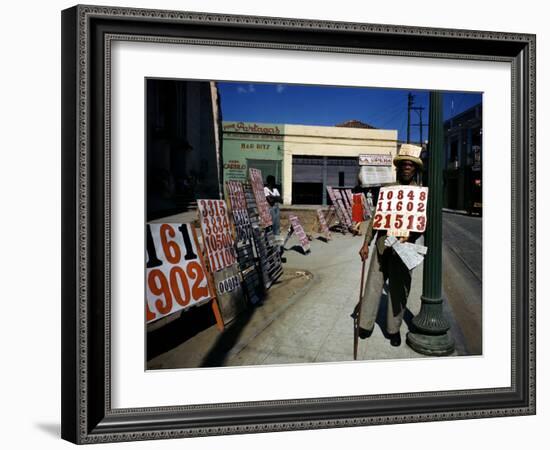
[359,243,369,261]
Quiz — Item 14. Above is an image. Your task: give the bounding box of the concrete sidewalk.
[148,230,463,370]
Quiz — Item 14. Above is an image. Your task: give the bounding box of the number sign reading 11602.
[146,223,213,324]
[372,186,429,237]
[198,199,237,273]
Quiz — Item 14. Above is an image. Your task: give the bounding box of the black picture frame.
[61,4,536,444]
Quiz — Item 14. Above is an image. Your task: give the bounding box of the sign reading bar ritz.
[146,223,213,323]
[372,186,428,237]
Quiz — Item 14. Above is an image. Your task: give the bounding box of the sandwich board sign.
[372,186,428,237]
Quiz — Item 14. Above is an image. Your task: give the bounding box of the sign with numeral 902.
[146,223,213,324]
[372,186,429,237]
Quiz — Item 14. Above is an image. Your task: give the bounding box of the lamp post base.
[406,331,455,356]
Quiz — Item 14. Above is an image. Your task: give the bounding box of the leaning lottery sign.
[316,208,332,240]
[146,223,212,323]
[249,168,273,228]
[197,199,238,272]
[225,180,252,242]
[289,215,311,253]
[372,186,428,237]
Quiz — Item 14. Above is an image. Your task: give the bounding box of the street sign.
[145,223,213,323]
[197,199,237,272]
[372,185,429,237]
[358,153,395,187]
[358,165,395,187]
[358,154,393,166]
[248,168,273,228]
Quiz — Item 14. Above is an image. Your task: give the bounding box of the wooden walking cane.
[353,258,367,360]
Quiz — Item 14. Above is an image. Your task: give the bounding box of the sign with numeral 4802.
[372,186,429,237]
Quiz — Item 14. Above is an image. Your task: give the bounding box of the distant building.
[222,121,399,205]
[443,103,482,212]
[335,119,377,129]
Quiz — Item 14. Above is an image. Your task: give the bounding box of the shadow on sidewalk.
[199,305,260,367]
[284,244,309,255]
[147,305,216,361]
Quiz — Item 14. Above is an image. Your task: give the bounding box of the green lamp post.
[406,91,455,356]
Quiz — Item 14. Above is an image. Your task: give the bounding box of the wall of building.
[147,80,222,221]
[221,122,398,205]
[222,121,285,186]
[282,124,398,204]
[443,103,482,212]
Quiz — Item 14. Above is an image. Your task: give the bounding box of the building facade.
[222,121,399,205]
[147,79,222,221]
[443,103,482,212]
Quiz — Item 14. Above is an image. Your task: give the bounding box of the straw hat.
[393,144,423,169]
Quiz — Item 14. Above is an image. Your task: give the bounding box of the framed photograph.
[61,4,535,444]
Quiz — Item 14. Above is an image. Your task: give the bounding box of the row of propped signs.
[145,168,283,331]
[282,186,373,255]
[282,184,428,252]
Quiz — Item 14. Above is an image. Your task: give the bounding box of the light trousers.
[358,248,412,335]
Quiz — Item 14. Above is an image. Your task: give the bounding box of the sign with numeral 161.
[372,185,429,237]
[146,223,213,324]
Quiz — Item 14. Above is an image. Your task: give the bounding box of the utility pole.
[406,91,455,356]
[407,92,428,145]
[407,93,413,143]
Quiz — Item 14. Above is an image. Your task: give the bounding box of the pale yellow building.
[282,124,398,205]
[222,120,399,205]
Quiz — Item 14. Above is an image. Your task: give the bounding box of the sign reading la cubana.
[223,122,282,135]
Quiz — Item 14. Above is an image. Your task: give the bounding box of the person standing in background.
[264,175,282,236]
[351,183,365,236]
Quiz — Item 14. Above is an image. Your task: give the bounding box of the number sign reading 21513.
[372,186,429,237]
[198,199,237,273]
[146,223,212,323]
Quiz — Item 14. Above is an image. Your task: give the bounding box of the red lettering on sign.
[170,266,191,307]
[148,269,173,315]
[394,214,403,229]
[160,224,181,264]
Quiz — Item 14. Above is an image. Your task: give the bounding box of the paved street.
[148,212,483,370]
[442,211,482,355]
[148,225,472,370]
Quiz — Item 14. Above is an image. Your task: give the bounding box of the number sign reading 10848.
[198,199,237,272]
[146,223,212,324]
[372,186,429,237]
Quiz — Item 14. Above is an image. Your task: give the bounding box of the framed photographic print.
[61,4,535,444]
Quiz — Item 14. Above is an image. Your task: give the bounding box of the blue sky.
[218,82,482,143]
